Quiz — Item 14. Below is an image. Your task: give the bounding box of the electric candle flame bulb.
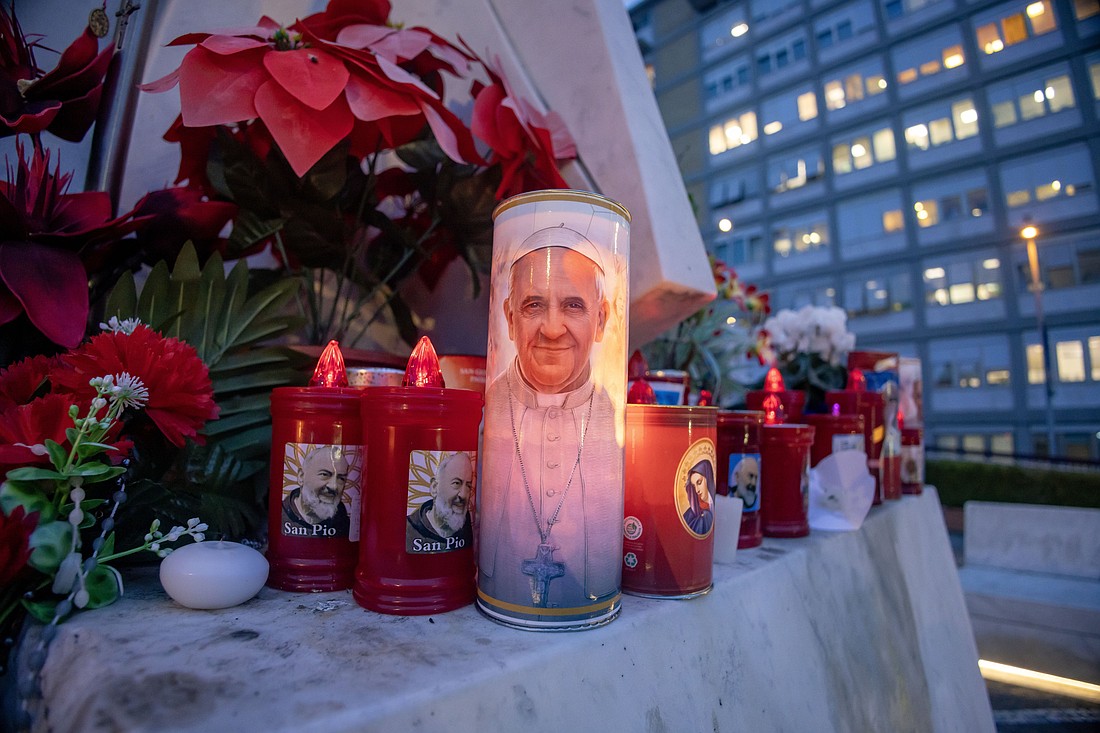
[846,368,866,392]
[764,367,785,392]
[628,350,649,380]
[763,393,785,425]
[403,336,446,388]
[309,340,348,387]
[626,350,657,404]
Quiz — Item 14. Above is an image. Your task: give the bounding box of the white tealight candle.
[159,541,269,610]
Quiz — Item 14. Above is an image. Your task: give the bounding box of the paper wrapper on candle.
[760,423,815,538]
[622,405,717,599]
[807,450,876,532]
[477,190,629,631]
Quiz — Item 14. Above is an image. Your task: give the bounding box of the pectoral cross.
[521,543,565,608]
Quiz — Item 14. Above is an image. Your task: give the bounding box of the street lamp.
[1021,220,1057,455]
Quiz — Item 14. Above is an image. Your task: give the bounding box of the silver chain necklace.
[507,371,594,545]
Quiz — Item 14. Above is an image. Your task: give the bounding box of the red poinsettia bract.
[0,5,114,142]
[471,56,575,199]
[50,325,219,447]
[0,144,148,348]
[0,504,38,589]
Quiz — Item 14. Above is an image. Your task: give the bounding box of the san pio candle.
[267,341,362,592]
[353,337,483,615]
[477,190,629,631]
[622,404,717,598]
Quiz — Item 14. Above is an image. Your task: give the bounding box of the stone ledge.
[11,490,993,733]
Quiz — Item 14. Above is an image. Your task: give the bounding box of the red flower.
[0,353,58,410]
[0,6,114,142]
[471,56,575,199]
[49,325,219,447]
[0,392,74,475]
[141,1,481,177]
[0,144,148,348]
[0,505,38,589]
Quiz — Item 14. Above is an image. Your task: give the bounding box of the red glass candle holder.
[901,427,924,495]
[804,413,865,467]
[826,389,886,504]
[745,389,806,423]
[716,410,764,549]
[267,388,363,592]
[353,386,483,614]
[622,405,717,598]
[760,423,815,538]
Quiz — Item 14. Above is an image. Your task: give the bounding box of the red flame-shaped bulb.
[763,393,786,425]
[697,389,714,407]
[846,368,867,392]
[764,367,785,392]
[309,340,349,388]
[403,336,446,388]
[628,379,657,404]
[628,350,649,380]
[897,405,905,430]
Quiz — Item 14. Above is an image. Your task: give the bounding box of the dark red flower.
[49,325,219,447]
[0,391,73,475]
[0,6,114,142]
[470,56,575,199]
[0,143,149,348]
[0,504,39,589]
[0,353,58,410]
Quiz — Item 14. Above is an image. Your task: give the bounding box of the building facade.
[630,0,1100,460]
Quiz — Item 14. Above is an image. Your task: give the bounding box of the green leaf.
[84,565,123,609]
[137,260,172,333]
[44,439,69,472]
[68,463,126,480]
[208,346,292,374]
[22,598,60,624]
[214,368,303,395]
[214,393,272,416]
[216,426,276,456]
[100,531,116,559]
[201,409,271,437]
[103,271,138,321]
[28,520,73,573]
[195,251,227,362]
[0,478,55,520]
[76,442,119,459]
[5,466,64,482]
[65,427,80,445]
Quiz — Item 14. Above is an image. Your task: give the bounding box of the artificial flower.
[49,325,219,447]
[0,5,113,142]
[0,504,38,589]
[0,353,58,410]
[0,392,77,474]
[470,56,575,199]
[0,143,147,348]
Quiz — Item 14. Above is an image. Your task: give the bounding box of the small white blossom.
[100,316,143,335]
[107,372,149,411]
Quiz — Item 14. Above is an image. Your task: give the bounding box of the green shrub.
[928,460,1100,509]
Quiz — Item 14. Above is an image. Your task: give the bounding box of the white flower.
[100,316,143,335]
[107,372,149,411]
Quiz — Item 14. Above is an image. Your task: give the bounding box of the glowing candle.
[746,367,805,423]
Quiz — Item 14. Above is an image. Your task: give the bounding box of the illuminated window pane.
[1019,89,1045,120]
[1077,0,1100,20]
[1092,62,1100,100]
[942,45,965,69]
[952,100,979,139]
[845,74,865,102]
[987,369,1010,385]
[1028,0,1057,34]
[798,92,818,121]
[1026,344,1045,384]
[709,126,727,155]
[833,143,853,174]
[1006,189,1031,207]
[915,199,938,227]
[852,136,873,169]
[774,234,792,257]
[898,67,918,84]
[1002,13,1028,46]
[867,75,887,96]
[825,80,846,110]
[1045,75,1075,113]
[920,60,942,77]
[1056,340,1086,382]
[949,282,975,303]
[929,117,953,146]
[1089,336,1100,380]
[967,188,989,217]
[1036,180,1063,200]
[883,209,904,232]
[992,100,1018,128]
[873,128,896,161]
[905,123,930,150]
[977,23,1003,54]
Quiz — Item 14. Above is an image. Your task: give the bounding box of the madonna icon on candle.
[478,191,629,630]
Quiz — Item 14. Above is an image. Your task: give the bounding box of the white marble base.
[15,491,992,733]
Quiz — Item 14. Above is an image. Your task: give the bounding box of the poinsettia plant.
[642,256,772,407]
[0,319,218,656]
[141,0,576,348]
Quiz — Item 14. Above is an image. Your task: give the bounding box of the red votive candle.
[622,405,717,598]
[268,341,362,592]
[804,413,865,467]
[716,410,764,549]
[759,423,815,538]
[353,337,483,615]
[901,427,924,495]
[746,367,806,423]
[826,387,886,504]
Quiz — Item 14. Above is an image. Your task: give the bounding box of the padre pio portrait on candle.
[281,443,360,540]
[729,454,761,512]
[479,205,628,619]
[406,450,475,553]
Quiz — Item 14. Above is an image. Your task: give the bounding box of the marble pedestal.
[12,490,993,732]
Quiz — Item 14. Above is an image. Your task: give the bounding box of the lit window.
[1036,179,1062,200]
[953,100,979,138]
[1026,344,1045,383]
[943,46,965,69]
[883,209,904,232]
[929,117,953,146]
[905,123,930,150]
[924,266,945,280]
[914,199,939,227]
[1028,0,1057,34]
[852,138,872,169]
[977,23,1004,54]
[898,67,918,84]
[825,80,846,110]
[731,22,749,37]
[1045,75,1075,113]
[764,120,783,135]
[797,91,818,121]
[869,75,888,94]
[1019,87,1046,120]
[1089,336,1100,380]
[1077,0,1100,20]
[709,111,758,154]
[920,59,942,76]
[1002,13,1028,47]
[949,282,975,303]
[833,143,853,174]
[992,100,1018,127]
[873,128,896,161]
[1055,340,1086,382]
[1006,189,1032,207]
[987,369,1011,385]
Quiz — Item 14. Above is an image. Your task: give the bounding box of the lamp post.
[1021,221,1057,456]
